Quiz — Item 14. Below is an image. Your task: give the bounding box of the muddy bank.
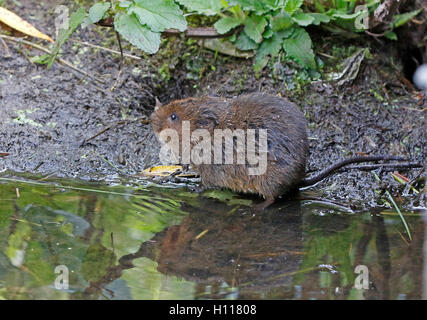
[0,0,425,209]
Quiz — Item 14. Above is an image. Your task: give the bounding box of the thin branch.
[0,35,105,84]
[69,39,141,60]
[96,18,238,38]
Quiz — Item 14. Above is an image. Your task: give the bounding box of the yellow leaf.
[0,7,53,42]
[142,165,182,177]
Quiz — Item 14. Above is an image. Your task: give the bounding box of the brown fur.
[151,93,309,202]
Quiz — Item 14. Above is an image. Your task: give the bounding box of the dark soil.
[0,0,425,210]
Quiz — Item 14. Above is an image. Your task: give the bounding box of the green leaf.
[47,8,87,69]
[254,29,293,71]
[393,9,422,28]
[214,16,242,34]
[263,28,273,39]
[307,13,331,25]
[264,0,286,10]
[176,0,222,15]
[384,31,397,40]
[228,0,278,13]
[228,0,255,11]
[244,15,267,43]
[271,12,293,31]
[114,12,161,54]
[81,17,93,29]
[30,54,50,65]
[333,11,362,20]
[283,27,316,69]
[129,0,187,32]
[235,32,258,51]
[284,0,303,14]
[89,2,110,24]
[118,1,133,8]
[292,12,315,26]
[314,1,326,13]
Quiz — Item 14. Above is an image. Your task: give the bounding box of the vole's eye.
[170,113,178,121]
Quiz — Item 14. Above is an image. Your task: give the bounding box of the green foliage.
[176,0,223,15]
[47,7,87,69]
[48,0,423,75]
[283,28,316,70]
[89,1,111,24]
[128,0,187,32]
[392,9,422,28]
[114,12,161,54]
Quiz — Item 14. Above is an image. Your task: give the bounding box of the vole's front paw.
[189,184,206,194]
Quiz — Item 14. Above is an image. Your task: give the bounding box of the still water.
[0,174,425,300]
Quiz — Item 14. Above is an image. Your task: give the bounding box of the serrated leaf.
[47,8,87,69]
[114,12,161,54]
[263,28,273,39]
[283,27,316,69]
[254,30,292,71]
[214,16,242,34]
[257,32,284,59]
[271,12,293,31]
[307,13,331,25]
[284,0,303,14]
[235,32,258,51]
[89,2,110,24]
[292,12,315,26]
[129,0,187,32]
[244,15,267,43]
[176,0,222,15]
[393,9,422,28]
[0,7,53,42]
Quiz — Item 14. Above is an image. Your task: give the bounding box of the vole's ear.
[154,97,162,111]
[196,108,218,131]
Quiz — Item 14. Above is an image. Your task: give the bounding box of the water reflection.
[89,200,304,300]
[0,177,425,299]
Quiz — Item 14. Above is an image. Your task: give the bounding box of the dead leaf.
[142,165,182,177]
[0,7,53,43]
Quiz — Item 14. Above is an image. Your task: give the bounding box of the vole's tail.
[299,155,421,187]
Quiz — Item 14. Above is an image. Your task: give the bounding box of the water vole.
[151,93,308,203]
[151,93,412,207]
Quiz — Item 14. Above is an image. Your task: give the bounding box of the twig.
[96,19,238,38]
[0,35,105,84]
[69,39,141,60]
[0,36,11,57]
[115,30,124,69]
[403,106,427,112]
[81,117,149,145]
